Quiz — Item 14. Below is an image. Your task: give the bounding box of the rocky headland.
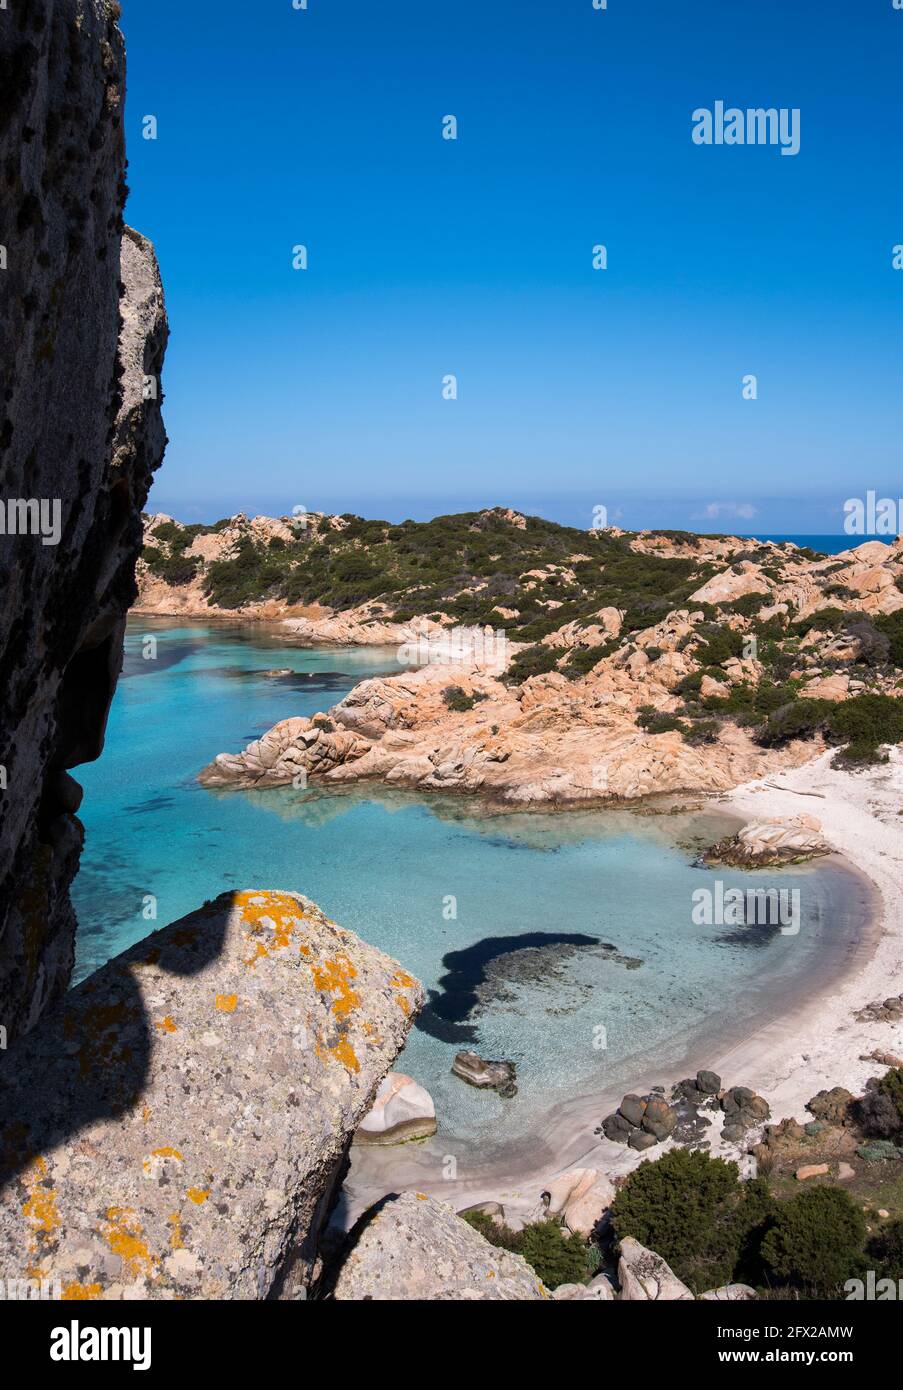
[181,511,903,807]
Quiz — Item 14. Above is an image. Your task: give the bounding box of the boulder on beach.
[451,1049,517,1098]
[721,1085,770,1135]
[807,1086,853,1127]
[355,1072,437,1145]
[704,816,829,868]
[545,1168,615,1238]
[600,1090,678,1149]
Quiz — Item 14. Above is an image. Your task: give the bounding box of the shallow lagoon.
[74,620,868,1156]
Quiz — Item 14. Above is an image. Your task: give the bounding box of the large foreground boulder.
[0,890,422,1299]
[332,1192,548,1300]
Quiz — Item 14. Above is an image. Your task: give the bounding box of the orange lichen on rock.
[104,1207,157,1282]
[22,1157,60,1251]
[215,993,238,1013]
[236,890,305,964]
[310,952,360,1018]
[155,1016,177,1034]
[390,968,417,1015]
[168,1212,184,1250]
[62,1281,103,1301]
[186,1188,210,1205]
[315,1034,360,1075]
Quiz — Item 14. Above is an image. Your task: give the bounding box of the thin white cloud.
[695,501,758,522]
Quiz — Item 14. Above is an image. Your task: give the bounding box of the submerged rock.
[0,890,422,1299]
[452,1049,517,1098]
[332,1192,547,1300]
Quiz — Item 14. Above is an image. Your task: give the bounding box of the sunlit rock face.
[0,1,167,1038]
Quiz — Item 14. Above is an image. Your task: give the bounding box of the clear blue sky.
[121,0,903,533]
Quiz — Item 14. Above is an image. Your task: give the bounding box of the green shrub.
[461,1212,593,1289]
[719,591,768,618]
[869,1218,903,1282]
[755,698,834,748]
[562,642,615,680]
[610,1149,774,1294]
[505,644,563,685]
[760,1186,866,1297]
[442,685,487,713]
[517,1220,594,1289]
[637,710,687,736]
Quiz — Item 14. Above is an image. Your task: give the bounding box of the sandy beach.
[341,748,903,1228]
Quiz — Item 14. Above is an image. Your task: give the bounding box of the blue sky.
[122,0,903,533]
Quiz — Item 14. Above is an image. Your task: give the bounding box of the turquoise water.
[73,620,868,1154]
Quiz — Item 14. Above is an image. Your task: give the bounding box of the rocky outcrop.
[705,816,829,868]
[355,1072,437,1145]
[331,1192,548,1300]
[0,1,168,1040]
[451,1049,517,1098]
[616,1237,694,1301]
[200,662,815,806]
[0,890,422,1299]
[544,1168,615,1238]
[600,1091,677,1150]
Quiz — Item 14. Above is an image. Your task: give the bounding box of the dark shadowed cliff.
[0,0,168,1038]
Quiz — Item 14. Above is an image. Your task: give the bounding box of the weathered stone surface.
[699,1283,757,1301]
[705,816,829,868]
[807,1086,853,1126]
[617,1237,694,1301]
[355,1071,436,1145]
[0,890,422,1299]
[554,1273,616,1301]
[545,1167,615,1238]
[451,1049,517,1098]
[332,1192,548,1300]
[0,0,167,1040]
[697,1069,722,1095]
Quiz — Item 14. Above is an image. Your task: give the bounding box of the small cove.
[73,619,873,1158]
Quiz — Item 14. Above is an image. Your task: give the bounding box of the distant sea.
[744,534,894,555]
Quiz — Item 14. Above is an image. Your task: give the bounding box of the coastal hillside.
[150,507,903,803]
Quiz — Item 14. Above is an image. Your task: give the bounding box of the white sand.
[343,748,903,1228]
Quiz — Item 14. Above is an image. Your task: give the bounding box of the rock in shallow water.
[451,1049,518,1098]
